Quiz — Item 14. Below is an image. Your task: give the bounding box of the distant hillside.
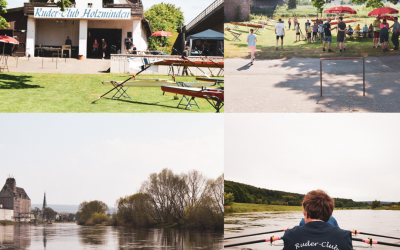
[225,180,369,208]
[31,204,116,213]
[251,0,285,7]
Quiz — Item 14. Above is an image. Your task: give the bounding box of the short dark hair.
[279,18,282,22]
[302,190,334,222]
[395,17,398,21]
[339,16,343,21]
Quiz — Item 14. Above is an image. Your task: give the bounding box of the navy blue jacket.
[283,221,353,250]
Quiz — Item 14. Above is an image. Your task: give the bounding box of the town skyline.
[1,114,224,206]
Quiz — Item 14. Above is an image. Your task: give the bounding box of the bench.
[225,28,242,42]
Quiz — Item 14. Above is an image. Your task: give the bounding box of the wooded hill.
[225,180,369,208]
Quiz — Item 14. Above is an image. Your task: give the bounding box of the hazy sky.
[0,114,223,207]
[225,114,400,202]
[7,0,215,24]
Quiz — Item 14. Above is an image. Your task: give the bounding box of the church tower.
[42,192,47,209]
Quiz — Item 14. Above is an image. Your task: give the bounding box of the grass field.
[251,4,400,18]
[225,203,303,214]
[226,9,400,59]
[0,73,223,113]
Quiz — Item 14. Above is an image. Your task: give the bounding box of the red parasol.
[324,6,357,14]
[151,30,173,37]
[0,35,19,56]
[0,35,19,44]
[368,7,399,17]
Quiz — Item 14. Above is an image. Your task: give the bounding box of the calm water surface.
[0,223,223,249]
[224,210,400,250]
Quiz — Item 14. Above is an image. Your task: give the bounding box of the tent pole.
[189,39,192,56]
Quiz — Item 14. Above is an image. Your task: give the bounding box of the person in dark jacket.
[65,36,72,45]
[182,45,190,76]
[282,190,353,250]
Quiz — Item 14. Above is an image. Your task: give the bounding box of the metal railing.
[186,0,224,31]
[320,57,365,97]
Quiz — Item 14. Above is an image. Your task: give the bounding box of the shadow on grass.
[104,98,184,110]
[0,74,42,89]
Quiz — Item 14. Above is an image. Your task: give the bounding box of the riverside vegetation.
[224,180,400,214]
[76,169,223,229]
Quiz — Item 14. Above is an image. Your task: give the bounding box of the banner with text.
[34,7,131,20]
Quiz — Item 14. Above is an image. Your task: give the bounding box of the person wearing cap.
[390,17,399,50]
[65,36,72,46]
[282,190,353,250]
[101,38,107,59]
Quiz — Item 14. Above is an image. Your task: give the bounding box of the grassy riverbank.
[225,203,303,214]
[225,16,400,59]
[0,73,223,113]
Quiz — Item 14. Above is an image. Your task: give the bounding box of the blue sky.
[0,114,223,207]
[7,0,215,24]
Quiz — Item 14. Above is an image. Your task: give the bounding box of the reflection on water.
[224,210,400,250]
[0,223,223,249]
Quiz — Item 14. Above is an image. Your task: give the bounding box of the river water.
[224,210,400,250]
[0,223,223,249]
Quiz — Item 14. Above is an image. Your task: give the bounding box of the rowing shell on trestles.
[102,78,217,87]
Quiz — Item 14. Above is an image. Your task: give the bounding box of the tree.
[311,0,329,16]
[371,200,382,209]
[0,0,9,29]
[42,207,55,223]
[289,0,297,9]
[116,193,155,227]
[77,200,109,225]
[224,192,235,206]
[143,3,184,53]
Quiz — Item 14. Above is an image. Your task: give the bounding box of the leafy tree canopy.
[144,3,184,53]
[0,0,9,29]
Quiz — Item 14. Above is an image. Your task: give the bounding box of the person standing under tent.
[65,36,72,45]
[337,16,346,53]
[322,18,333,52]
[373,16,381,48]
[102,38,107,60]
[275,18,285,50]
[390,17,399,50]
[247,28,257,65]
[282,190,353,250]
[182,46,190,75]
[202,41,210,56]
[92,39,99,58]
[380,19,389,52]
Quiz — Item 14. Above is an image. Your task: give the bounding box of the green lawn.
[0,73,223,113]
[225,17,400,59]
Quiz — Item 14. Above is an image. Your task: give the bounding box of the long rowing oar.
[353,238,400,247]
[225,236,282,248]
[224,229,289,240]
[194,47,224,71]
[91,62,158,104]
[172,47,209,77]
[351,230,400,241]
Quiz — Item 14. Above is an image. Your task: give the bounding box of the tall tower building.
[42,192,47,210]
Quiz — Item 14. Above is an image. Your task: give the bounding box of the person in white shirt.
[247,28,257,65]
[275,18,285,50]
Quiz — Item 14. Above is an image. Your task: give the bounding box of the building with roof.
[1,0,152,59]
[0,177,31,221]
